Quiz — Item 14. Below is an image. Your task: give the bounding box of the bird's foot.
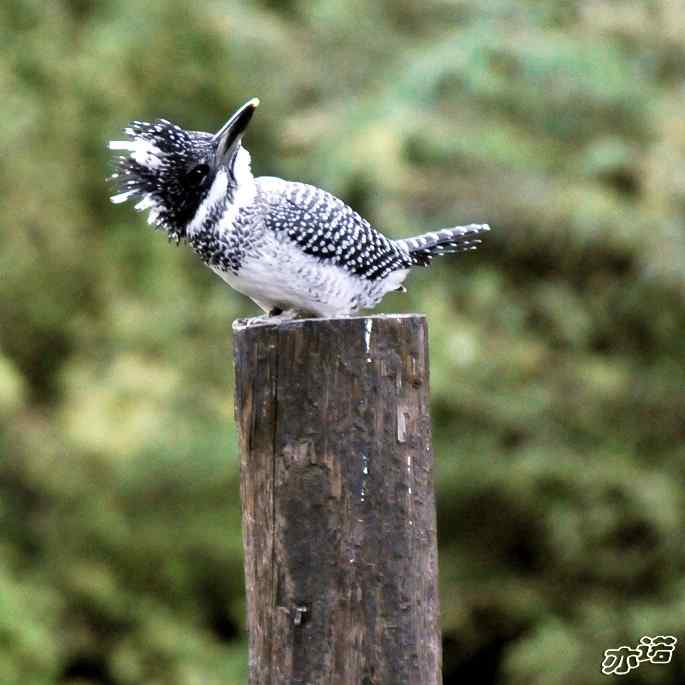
[266,308,300,323]
[235,308,301,329]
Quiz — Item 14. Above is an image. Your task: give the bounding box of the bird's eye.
[184,163,210,187]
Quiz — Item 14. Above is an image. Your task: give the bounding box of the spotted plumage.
[260,181,411,279]
[109,98,490,317]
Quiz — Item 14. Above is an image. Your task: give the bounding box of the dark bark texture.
[233,314,440,685]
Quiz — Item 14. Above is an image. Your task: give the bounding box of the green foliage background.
[2,1,684,683]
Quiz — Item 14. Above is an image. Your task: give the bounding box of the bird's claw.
[235,309,301,329]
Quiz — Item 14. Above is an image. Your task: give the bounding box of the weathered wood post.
[233,314,440,684]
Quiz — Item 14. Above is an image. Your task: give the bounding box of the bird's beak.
[213,97,259,167]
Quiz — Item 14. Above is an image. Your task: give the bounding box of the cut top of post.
[232,312,425,334]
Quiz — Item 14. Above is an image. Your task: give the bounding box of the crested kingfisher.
[109,98,490,319]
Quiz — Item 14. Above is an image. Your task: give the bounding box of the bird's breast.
[189,203,263,274]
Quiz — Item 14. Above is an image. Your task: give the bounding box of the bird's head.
[108,98,259,243]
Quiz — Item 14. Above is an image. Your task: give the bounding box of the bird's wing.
[256,179,412,280]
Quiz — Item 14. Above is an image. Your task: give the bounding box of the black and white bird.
[109,98,490,319]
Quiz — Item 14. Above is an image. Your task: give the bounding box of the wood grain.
[233,314,440,684]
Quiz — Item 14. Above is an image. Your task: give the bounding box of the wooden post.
[233,314,440,684]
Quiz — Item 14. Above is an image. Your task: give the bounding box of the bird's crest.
[108,120,215,243]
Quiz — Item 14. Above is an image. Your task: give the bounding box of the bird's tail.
[398,224,490,267]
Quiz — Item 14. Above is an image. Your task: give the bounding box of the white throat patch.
[187,146,257,239]
[233,146,253,186]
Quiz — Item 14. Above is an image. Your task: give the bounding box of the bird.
[109,98,490,320]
